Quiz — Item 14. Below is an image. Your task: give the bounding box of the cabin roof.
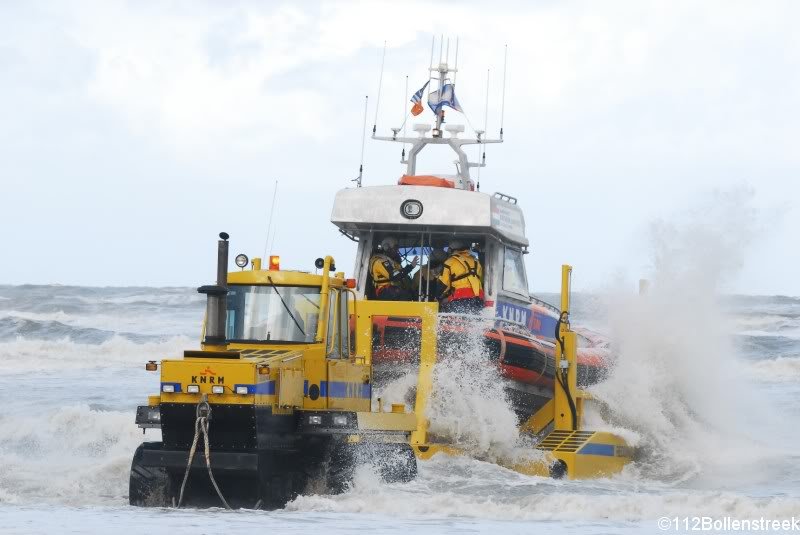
[330,185,528,247]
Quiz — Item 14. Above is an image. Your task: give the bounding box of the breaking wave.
[287,455,800,522]
[374,313,539,464]
[0,335,192,372]
[0,316,162,344]
[0,404,148,505]
[588,189,800,485]
[744,356,800,382]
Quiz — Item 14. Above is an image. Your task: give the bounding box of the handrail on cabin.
[530,295,560,315]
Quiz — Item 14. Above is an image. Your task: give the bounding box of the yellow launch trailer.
[359,265,634,479]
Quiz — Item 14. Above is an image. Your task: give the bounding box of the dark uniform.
[412,262,445,301]
[411,249,447,301]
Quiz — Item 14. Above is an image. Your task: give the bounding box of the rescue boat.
[125,42,633,498]
[329,56,610,419]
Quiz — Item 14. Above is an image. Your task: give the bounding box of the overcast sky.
[1,1,798,294]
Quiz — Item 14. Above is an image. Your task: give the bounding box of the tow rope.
[176,395,231,509]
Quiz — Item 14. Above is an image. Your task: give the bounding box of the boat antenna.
[372,41,387,135]
[477,69,490,191]
[262,180,278,259]
[402,75,408,161]
[453,37,459,85]
[500,43,507,140]
[426,35,435,101]
[436,34,444,132]
[268,207,279,259]
[354,95,368,187]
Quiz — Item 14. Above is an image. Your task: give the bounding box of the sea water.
[0,283,798,534]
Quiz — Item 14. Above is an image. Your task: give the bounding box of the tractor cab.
[222,266,352,360]
[130,237,421,510]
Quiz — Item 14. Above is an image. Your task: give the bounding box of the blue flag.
[428,84,463,114]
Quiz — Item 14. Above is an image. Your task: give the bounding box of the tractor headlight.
[235,386,250,395]
[135,405,162,428]
[308,415,323,425]
[161,384,175,393]
[332,415,348,426]
[235,254,249,268]
[212,385,224,394]
[187,384,200,394]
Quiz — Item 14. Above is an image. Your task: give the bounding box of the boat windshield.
[226,284,321,343]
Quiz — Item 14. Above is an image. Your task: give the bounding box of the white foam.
[0,307,201,338]
[0,310,73,323]
[744,356,800,382]
[0,335,192,372]
[372,367,419,410]
[287,454,800,522]
[0,404,152,505]
[73,292,204,307]
[733,314,800,333]
[587,189,800,484]
[372,315,538,463]
[426,335,521,459]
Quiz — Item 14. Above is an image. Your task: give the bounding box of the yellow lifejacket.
[439,250,484,300]
[370,253,407,293]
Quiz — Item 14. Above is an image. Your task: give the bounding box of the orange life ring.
[398,175,456,188]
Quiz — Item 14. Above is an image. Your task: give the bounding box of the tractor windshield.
[226,285,321,343]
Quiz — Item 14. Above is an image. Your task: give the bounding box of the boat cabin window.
[365,234,486,302]
[502,247,528,296]
[226,285,319,343]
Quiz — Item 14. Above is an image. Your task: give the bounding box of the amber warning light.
[269,256,280,271]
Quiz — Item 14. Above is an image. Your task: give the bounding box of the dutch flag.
[410,80,429,116]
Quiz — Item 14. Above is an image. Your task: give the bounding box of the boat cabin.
[330,55,558,337]
[331,183,533,317]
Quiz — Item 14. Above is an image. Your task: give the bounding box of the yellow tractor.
[130,233,635,509]
[130,233,418,509]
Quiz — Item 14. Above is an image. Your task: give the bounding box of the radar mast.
[371,38,504,191]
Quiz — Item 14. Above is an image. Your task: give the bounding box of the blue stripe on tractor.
[326,381,371,399]
[326,381,347,398]
[247,379,371,399]
[578,443,616,456]
[161,382,182,393]
[253,381,276,395]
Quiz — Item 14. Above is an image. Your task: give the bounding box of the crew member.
[412,248,447,300]
[438,240,484,314]
[369,237,418,300]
